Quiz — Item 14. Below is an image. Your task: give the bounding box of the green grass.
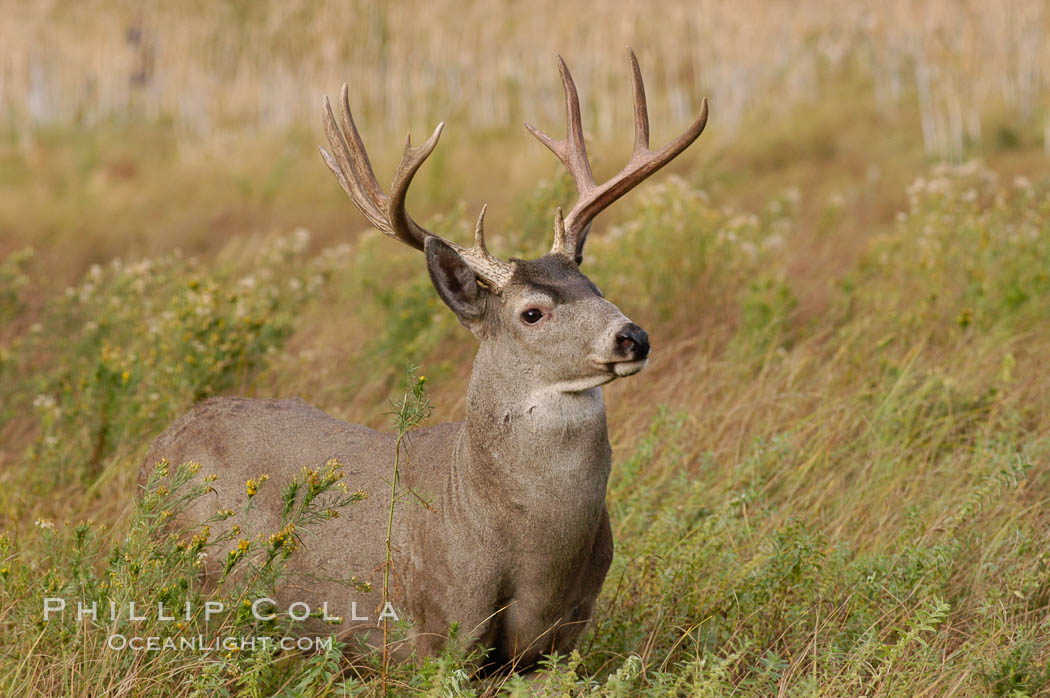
[2,151,1048,694]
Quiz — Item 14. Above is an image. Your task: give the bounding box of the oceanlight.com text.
[106,634,333,653]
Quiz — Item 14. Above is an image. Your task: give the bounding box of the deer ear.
[425,237,487,331]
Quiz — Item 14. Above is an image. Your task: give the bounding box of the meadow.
[1,1,1049,695]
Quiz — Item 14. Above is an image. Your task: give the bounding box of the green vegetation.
[2,2,1050,695]
[2,155,1048,694]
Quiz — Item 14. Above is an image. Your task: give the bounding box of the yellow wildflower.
[245,474,269,497]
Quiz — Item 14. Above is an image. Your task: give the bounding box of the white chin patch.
[613,359,648,377]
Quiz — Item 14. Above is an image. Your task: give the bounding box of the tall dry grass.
[2,0,1048,155]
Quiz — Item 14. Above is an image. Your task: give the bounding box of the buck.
[143,49,707,670]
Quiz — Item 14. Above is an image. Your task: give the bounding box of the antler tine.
[629,48,650,153]
[529,48,709,264]
[458,203,513,290]
[337,84,385,207]
[473,204,490,251]
[387,124,445,250]
[320,92,388,235]
[321,85,515,290]
[524,55,597,196]
[550,207,571,256]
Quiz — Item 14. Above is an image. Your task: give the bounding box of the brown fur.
[142,252,646,670]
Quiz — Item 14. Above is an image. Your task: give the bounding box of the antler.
[320,84,514,291]
[525,48,709,264]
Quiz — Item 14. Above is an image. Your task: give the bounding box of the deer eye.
[520,308,544,325]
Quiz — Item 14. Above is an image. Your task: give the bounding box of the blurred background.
[2,0,1048,281]
[2,3,1050,693]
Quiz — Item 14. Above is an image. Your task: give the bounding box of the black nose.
[615,323,650,360]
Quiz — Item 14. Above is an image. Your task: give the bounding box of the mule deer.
[143,49,707,670]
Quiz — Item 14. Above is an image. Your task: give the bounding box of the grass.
[2,3,1050,695]
[4,1,1049,156]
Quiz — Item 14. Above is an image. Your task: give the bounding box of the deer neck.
[456,347,612,544]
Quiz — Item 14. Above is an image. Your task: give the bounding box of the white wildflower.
[33,394,56,410]
[130,259,153,276]
[292,227,312,253]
